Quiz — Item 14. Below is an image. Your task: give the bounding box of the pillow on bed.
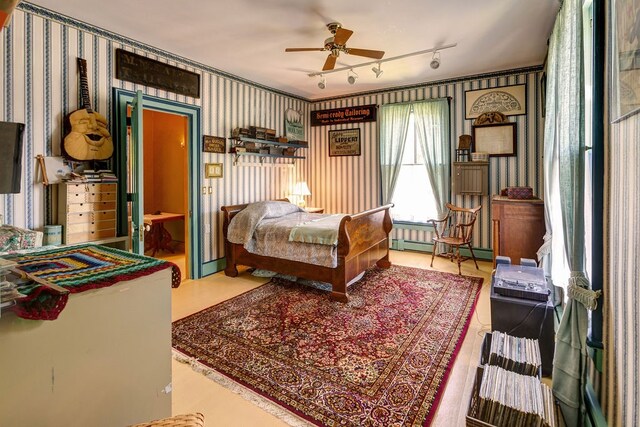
[227,201,303,245]
[263,201,304,218]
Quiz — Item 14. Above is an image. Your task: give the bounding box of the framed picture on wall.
[328,128,361,157]
[465,84,527,119]
[205,163,223,178]
[472,123,517,157]
[610,0,640,122]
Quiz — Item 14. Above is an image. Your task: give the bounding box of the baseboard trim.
[202,258,226,277]
[391,239,493,261]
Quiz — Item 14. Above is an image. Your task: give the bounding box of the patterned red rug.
[172,265,483,426]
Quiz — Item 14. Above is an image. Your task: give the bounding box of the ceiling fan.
[285,22,385,71]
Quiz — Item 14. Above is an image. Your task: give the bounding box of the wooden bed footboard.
[220,201,393,302]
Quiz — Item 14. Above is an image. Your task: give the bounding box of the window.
[391,112,439,223]
[379,99,450,225]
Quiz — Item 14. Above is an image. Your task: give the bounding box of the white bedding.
[227,202,340,268]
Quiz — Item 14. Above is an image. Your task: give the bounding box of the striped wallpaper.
[0,3,310,264]
[605,113,640,426]
[309,69,544,251]
[0,3,545,263]
[3,3,637,426]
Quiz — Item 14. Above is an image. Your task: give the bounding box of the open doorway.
[139,110,189,279]
[113,88,202,280]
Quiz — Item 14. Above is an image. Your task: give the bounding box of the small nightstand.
[304,207,324,214]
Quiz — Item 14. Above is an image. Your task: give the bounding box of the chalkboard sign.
[115,49,200,98]
[203,135,225,153]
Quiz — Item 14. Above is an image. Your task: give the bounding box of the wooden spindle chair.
[428,203,482,275]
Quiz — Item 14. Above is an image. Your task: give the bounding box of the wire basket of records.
[481,331,542,377]
[466,365,564,427]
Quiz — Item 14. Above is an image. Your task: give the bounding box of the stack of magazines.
[0,259,26,311]
[98,170,118,182]
[476,365,560,427]
[488,331,542,376]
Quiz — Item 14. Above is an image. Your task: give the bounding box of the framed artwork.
[465,84,527,119]
[203,135,226,153]
[205,163,223,178]
[328,128,361,157]
[611,0,640,122]
[284,108,305,141]
[472,123,517,157]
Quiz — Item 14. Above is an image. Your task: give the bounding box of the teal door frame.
[112,88,203,279]
[130,91,145,255]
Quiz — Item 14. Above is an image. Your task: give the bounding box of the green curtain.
[413,99,450,218]
[544,0,601,425]
[379,103,412,204]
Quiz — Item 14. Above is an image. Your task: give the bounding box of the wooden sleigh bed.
[221,200,393,302]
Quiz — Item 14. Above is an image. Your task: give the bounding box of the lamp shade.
[292,181,311,196]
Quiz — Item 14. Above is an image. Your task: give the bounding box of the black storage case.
[490,275,555,376]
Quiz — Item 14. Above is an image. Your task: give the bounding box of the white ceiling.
[28,0,560,100]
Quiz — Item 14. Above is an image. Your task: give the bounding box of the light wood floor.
[169,250,494,426]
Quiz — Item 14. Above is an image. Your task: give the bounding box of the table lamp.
[292,181,311,208]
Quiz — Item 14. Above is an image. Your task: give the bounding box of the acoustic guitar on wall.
[63,57,114,161]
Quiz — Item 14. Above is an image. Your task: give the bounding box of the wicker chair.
[129,413,205,427]
[428,203,482,275]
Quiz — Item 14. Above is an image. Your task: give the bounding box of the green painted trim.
[586,381,607,427]
[112,88,203,279]
[392,222,434,232]
[587,346,604,373]
[112,89,130,240]
[202,258,226,277]
[390,239,493,260]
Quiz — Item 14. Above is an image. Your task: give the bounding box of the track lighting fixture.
[317,75,326,89]
[371,63,383,78]
[307,43,457,88]
[430,51,441,69]
[347,69,358,85]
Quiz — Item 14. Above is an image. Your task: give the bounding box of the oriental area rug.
[172,265,483,426]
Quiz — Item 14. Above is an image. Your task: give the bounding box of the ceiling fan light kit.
[285,22,385,72]
[285,22,456,90]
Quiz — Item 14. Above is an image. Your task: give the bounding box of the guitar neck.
[77,58,93,113]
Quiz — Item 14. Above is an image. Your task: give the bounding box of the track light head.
[372,64,383,78]
[430,51,441,69]
[317,75,326,89]
[347,69,358,85]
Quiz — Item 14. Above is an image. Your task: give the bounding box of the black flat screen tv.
[0,121,25,194]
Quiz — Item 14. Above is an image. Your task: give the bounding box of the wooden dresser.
[491,196,545,266]
[58,182,117,245]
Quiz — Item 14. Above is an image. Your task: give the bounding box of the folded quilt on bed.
[227,201,304,244]
[288,214,346,245]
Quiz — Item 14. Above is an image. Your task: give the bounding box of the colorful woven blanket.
[5,244,180,320]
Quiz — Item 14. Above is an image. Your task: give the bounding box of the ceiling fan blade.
[333,27,353,45]
[322,54,337,71]
[285,48,325,52]
[346,48,385,59]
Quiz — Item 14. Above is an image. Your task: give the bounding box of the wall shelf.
[231,136,308,149]
[229,135,307,165]
[231,151,305,165]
